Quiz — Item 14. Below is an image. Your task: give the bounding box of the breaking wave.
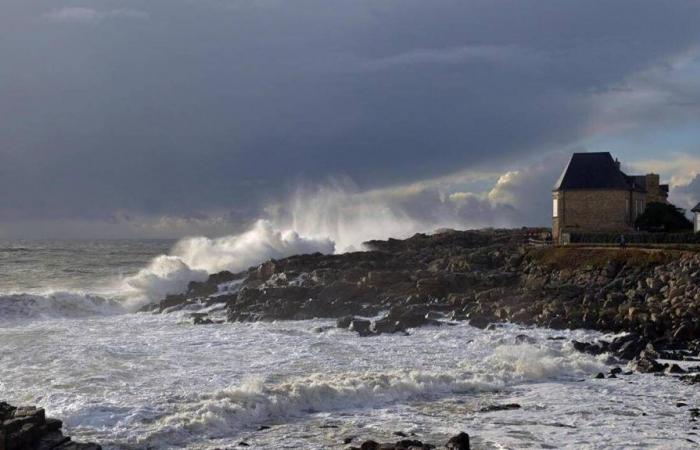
[145,370,500,445]
[0,291,125,322]
[122,220,335,303]
[141,339,606,447]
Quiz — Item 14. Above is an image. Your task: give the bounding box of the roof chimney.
[614,158,621,171]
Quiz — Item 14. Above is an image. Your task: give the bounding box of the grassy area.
[525,246,681,270]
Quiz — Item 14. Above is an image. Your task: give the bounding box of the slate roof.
[692,202,700,213]
[553,152,637,191]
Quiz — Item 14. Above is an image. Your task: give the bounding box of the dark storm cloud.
[1,0,700,234]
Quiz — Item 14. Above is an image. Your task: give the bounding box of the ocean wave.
[139,337,606,447]
[0,291,126,322]
[143,369,500,446]
[122,220,335,302]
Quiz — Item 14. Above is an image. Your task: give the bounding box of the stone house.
[693,203,700,233]
[552,152,669,242]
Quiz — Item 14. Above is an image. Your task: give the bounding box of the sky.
[2,0,700,239]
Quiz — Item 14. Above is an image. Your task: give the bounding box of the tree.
[635,202,693,232]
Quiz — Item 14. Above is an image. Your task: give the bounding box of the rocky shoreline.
[142,228,700,376]
[0,402,101,450]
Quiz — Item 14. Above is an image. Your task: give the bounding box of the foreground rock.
[351,432,470,450]
[0,402,101,450]
[143,228,700,371]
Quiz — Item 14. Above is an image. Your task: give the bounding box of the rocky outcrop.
[0,402,101,450]
[351,432,470,450]
[143,228,700,370]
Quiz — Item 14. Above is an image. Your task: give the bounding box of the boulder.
[635,356,665,373]
[349,318,373,336]
[446,432,470,450]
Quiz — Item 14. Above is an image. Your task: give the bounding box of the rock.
[336,315,353,329]
[54,443,102,450]
[0,401,99,450]
[446,432,471,450]
[367,271,409,286]
[594,372,605,379]
[667,363,686,374]
[36,431,71,450]
[479,403,521,412]
[371,317,403,334]
[159,294,188,311]
[360,440,380,450]
[635,356,665,373]
[515,334,536,344]
[349,318,373,336]
[673,322,697,341]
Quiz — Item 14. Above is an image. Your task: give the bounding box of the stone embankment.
[142,228,700,373]
[0,402,101,450]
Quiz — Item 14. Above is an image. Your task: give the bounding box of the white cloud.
[365,45,547,70]
[45,7,149,24]
[629,153,700,188]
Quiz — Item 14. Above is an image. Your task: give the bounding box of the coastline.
[145,228,700,375]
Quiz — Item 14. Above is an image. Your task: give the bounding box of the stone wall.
[644,174,668,204]
[555,189,633,239]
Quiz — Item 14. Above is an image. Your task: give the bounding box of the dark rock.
[159,294,187,311]
[635,356,665,373]
[479,403,521,412]
[36,431,71,450]
[360,440,380,450]
[349,318,373,336]
[45,418,63,432]
[594,372,605,379]
[667,363,686,374]
[54,443,102,450]
[336,315,353,329]
[446,432,471,450]
[515,334,536,344]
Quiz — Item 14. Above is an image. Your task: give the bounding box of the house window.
[553,198,558,217]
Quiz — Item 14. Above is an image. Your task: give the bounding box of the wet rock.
[635,356,665,373]
[0,401,101,450]
[479,403,521,412]
[667,363,686,374]
[349,318,373,336]
[360,440,380,450]
[446,432,471,450]
[515,334,536,344]
[159,294,188,311]
[336,315,353,329]
[594,372,605,379]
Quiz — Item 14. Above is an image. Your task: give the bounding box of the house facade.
[694,203,700,233]
[552,152,669,242]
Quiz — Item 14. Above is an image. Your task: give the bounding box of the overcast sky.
[2,0,700,239]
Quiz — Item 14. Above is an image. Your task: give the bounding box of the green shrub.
[635,202,693,232]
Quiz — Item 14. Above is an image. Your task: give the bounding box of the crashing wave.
[0,291,126,322]
[143,369,499,445]
[123,220,335,302]
[141,340,605,446]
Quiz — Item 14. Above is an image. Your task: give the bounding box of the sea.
[1,237,699,449]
